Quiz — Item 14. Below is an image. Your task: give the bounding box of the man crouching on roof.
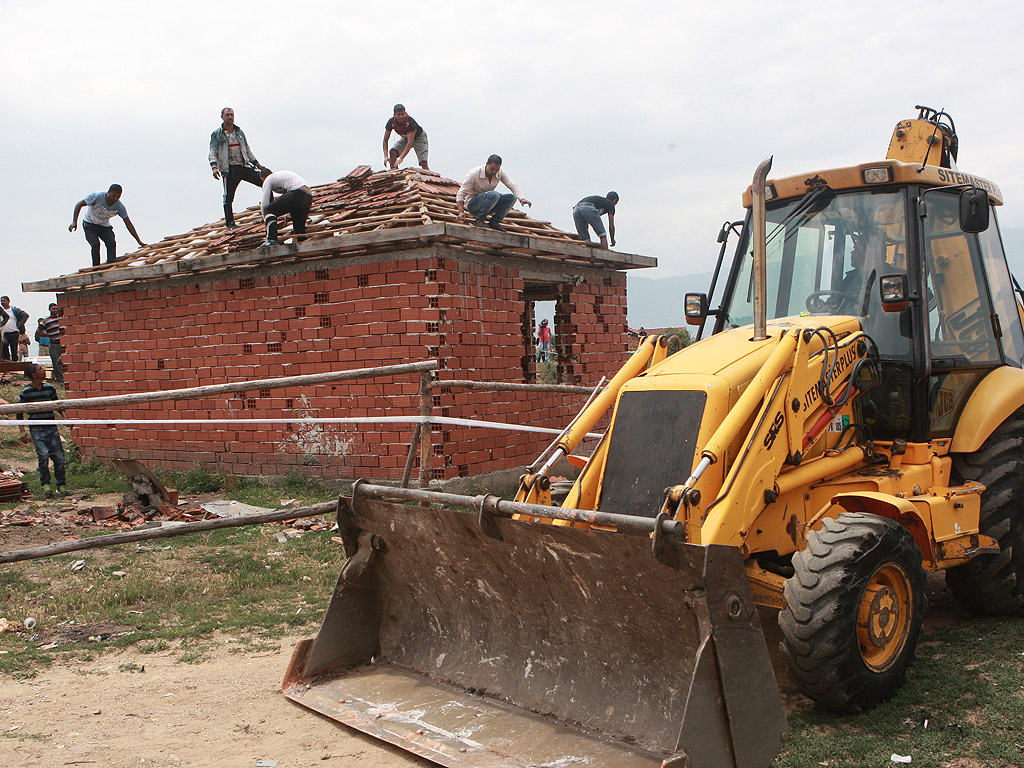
[260,169,313,246]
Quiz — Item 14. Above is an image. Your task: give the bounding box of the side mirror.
[880,274,909,313]
[959,188,990,233]
[684,293,708,325]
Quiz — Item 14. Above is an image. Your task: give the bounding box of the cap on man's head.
[393,103,405,113]
[540,319,548,325]
[486,154,503,166]
[606,191,619,202]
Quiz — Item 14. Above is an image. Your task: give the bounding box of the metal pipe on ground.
[0,501,337,564]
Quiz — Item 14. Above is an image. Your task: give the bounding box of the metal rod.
[353,483,682,538]
[0,361,440,416]
[751,156,773,342]
[529,376,607,473]
[0,501,338,564]
[432,380,598,395]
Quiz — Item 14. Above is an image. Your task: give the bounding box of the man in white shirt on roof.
[68,184,146,266]
[260,170,313,246]
[456,155,531,232]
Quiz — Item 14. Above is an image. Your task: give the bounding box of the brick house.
[26,167,655,481]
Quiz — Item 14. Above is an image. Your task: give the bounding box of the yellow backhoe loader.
[284,106,1024,768]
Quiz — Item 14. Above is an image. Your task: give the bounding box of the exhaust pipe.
[751,156,773,341]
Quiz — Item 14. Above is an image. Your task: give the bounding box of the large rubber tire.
[946,412,1024,615]
[779,512,927,711]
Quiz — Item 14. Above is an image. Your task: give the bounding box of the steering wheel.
[806,289,857,313]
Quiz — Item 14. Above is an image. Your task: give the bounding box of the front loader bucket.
[284,484,786,768]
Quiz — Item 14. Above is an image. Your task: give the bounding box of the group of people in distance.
[67,104,621,263]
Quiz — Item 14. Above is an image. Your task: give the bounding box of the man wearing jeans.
[69,184,146,266]
[572,192,618,249]
[18,364,66,498]
[456,155,531,232]
[209,107,268,228]
[260,170,314,246]
[0,296,28,361]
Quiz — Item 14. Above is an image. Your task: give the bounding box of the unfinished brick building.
[26,167,655,481]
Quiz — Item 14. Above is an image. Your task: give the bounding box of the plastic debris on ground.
[891,755,912,764]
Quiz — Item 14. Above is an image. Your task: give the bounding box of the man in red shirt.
[537,319,553,362]
[383,104,429,170]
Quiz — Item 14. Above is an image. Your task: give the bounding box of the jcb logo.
[764,412,785,450]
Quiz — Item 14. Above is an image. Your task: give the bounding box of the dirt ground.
[0,635,431,768]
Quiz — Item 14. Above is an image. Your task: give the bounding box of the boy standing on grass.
[17,363,66,498]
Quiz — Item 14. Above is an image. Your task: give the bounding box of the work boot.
[224,204,237,229]
[57,486,67,498]
[43,485,53,499]
[488,221,506,232]
[262,216,279,246]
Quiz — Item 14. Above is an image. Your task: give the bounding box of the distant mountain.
[627,226,1024,328]
[626,273,714,328]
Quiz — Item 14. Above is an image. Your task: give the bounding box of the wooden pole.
[0,501,338,564]
[418,371,432,489]
[400,423,421,489]
[0,361,438,415]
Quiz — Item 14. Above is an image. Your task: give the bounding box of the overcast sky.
[2,0,1022,333]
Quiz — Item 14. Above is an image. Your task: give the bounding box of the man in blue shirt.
[572,192,618,249]
[69,184,147,266]
[17,363,66,498]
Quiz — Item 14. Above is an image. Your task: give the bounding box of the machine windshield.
[722,188,910,357]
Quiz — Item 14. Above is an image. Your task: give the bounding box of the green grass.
[777,618,1024,767]
[0,523,343,677]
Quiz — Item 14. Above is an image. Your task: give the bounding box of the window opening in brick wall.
[240,277,254,289]
[314,291,328,304]
[268,342,282,353]
[357,274,369,287]
[315,268,330,280]
[523,285,559,384]
[243,343,253,355]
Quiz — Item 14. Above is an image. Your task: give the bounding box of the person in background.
[17,331,29,361]
[383,104,429,170]
[537,319,552,362]
[18,363,66,498]
[36,303,63,385]
[69,184,146,266]
[0,296,28,361]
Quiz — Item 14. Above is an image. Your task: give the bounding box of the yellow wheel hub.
[857,564,912,671]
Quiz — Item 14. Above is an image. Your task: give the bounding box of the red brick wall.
[58,253,629,481]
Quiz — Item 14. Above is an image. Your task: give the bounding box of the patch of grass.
[118,662,142,673]
[1,523,342,676]
[164,465,227,494]
[1,731,49,742]
[778,618,1024,767]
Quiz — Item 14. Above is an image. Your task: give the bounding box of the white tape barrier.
[7,416,603,440]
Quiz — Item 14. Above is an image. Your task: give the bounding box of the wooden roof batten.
[26,167,656,293]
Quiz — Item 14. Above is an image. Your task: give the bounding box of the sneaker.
[488,221,506,232]
[260,239,280,247]
[43,486,53,499]
[57,486,68,498]
[225,222,238,230]
[473,218,487,227]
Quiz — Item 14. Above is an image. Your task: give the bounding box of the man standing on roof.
[383,104,429,171]
[69,185,146,266]
[572,192,618,249]
[456,155,531,232]
[209,107,268,228]
[260,169,313,246]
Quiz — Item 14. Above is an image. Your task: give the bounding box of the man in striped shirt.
[18,363,66,498]
[35,303,63,385]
